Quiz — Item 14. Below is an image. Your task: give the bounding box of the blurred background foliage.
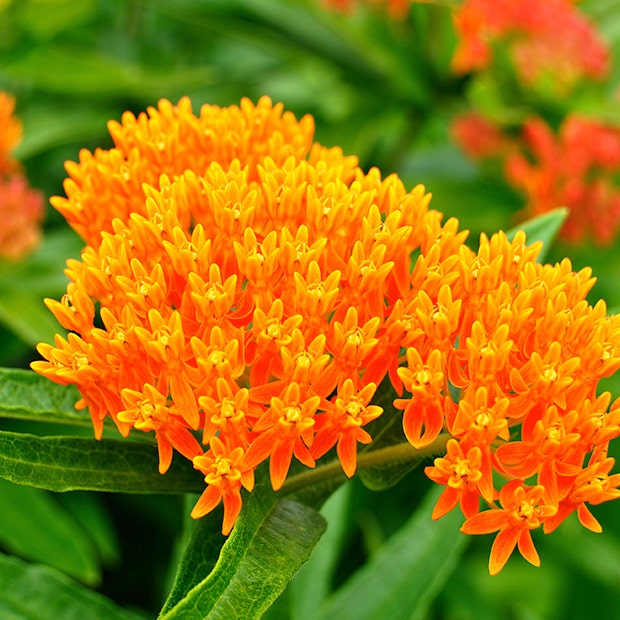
[2,0,620,618]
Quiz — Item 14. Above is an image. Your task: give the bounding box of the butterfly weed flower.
[32,97,620,571]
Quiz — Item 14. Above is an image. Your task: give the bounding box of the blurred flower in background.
[452,113,620,245]
[451,0,609,91]
[0,92,44,260]
[2,0,620,617]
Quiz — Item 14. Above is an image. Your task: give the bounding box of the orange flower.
[505,116,620,244]
[312,379,383,476]
[118,383,202,473]
[0,93,45,259]
[425,439,484,520]
[33,97,620,569]
[461,479,557,575]
[0,174,44,259]
[191,435,255,535]
[0,92,22,174]
[244,382,319,490]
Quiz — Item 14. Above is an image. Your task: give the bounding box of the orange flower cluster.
[32,97,620,574]
[452,112,620,245]
[452,0,609,89]
[0,93,44,260]
[506,116,620,245]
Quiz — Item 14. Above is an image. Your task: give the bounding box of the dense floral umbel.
[452,112,620,245]
[33,97,620,573]
[452,0,609,90]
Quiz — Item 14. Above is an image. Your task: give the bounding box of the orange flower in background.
[450,112,512,160]
[0,92,44,260]
[506,116,620,244]
[452,112,620,245]
[0,93,22,175]
[0,174,44,260]
[452,0,609,89]
[32,96,620,574]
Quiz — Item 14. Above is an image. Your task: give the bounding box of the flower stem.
[281,433,450,496]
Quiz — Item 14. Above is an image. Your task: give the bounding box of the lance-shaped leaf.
[0,367,87,426]
[315,484,468,620]
[160,487,326,620]
[0,479,100,585]
[0,551,146,620]
[506,207,569,261]
[287,482,353,620]
[0,430,202,494]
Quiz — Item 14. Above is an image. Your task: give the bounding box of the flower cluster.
[452,0,609,90]
[33,97,620,574]
[0,92,44,259]
[453,112,620,245]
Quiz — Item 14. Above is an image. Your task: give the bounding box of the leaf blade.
[0,479,100,585]
[160,496,326,620]
[0,430,202,494]
[0,368,87,427]
[316,485,468,620]
[0,551,146,620]
[506,207,569,261]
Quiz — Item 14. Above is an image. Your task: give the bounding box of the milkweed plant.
[3,0,620,618]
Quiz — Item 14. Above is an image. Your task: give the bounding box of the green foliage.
[0,368,85,426]
[0,552,146,620]
[0,0,620,618]
[0,479,101,585]
[506,208,570,261]
[314,485,468,620]
[0,228,82,346]
[160,496,326,619]
[0,430,202,493]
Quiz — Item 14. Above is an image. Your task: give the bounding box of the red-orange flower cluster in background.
[452,112,620,245]
[0,92,44,260]
[323,0,609,92]
[451,0,609,90]
[33,97,620,574]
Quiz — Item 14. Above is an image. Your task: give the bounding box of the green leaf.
[0,368,87,427]
[0,228,83,345]
[0,479,100,585]
[0,430,202,494]
[0,551,146,620]
[159,507,227,614]
[55,492,121,568]
[15,104,114,160]
[160,493,327,620]
[288,482,353,620]
[4,46,214,99]
[506,208,569,261]
[315,485,468,620]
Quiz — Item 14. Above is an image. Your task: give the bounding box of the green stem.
[281,432,451,496]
